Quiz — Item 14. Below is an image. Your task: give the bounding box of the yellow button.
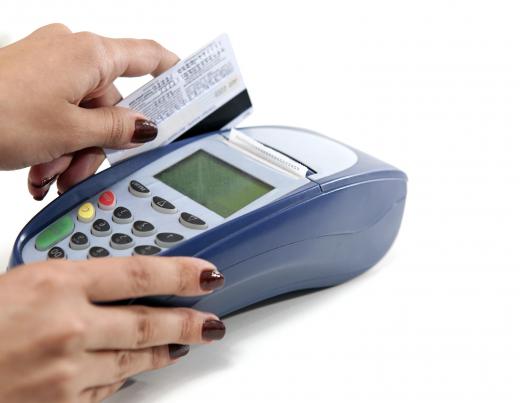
[77,202,95,223]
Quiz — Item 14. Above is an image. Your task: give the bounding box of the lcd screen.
[154,150,274,218]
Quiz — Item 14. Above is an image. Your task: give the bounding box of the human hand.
[0,256,225,402]
[0,24,178,199]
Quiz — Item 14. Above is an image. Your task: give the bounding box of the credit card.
[105,34,252,164]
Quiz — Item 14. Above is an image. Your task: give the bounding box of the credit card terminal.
[9,126,407,316]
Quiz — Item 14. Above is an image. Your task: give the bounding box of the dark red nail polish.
[202,319,226,341]
[33,188,49,201]
[168,344,190,359]
[132,119,158,143]
[30,174,58,189]
[200,270,225,291]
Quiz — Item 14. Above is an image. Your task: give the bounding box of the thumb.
[71,105,158,149]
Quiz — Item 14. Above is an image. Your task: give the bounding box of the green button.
[35,215,75,251]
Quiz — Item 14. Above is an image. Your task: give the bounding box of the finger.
[101,37,179,80]
[29,83,121,198]
[57,147,105,194]
[65,35,178,151]
[87,306,221,349]
[67,103,158,150]
[28,155,73,200]
[83,345,186,387]
[81,83,122,107]
[74,35,179,101]
[150,51,178,78]
[56,83,121,192]
[66,79,151,151]
[55,84,120,193]
[77,256,224,302]
[80,380,126,403]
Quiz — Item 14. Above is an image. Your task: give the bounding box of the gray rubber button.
[132,220,156,237]
[112,207,133,224]
[69,232,90,250]
[47,246,66,260]
[133,245,162,256]
[91,219,112,237]
[179,212,207,230]
[129,180,150,197]
[155,232,184,248]
[110,233,135,250]
[151,196,177,214]
[88,246,110,259]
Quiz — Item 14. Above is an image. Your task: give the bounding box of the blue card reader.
[8,126,407,317]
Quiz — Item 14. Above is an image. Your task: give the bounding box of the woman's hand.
[0,256,225,403]
[0,23,179,199]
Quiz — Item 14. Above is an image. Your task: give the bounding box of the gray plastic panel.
[22,133,311,263]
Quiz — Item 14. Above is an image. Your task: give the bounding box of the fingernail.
[200,269,225,291]
[33,188,49,201]
[202,319,226,341]
[29,174,58,189]
[168,344,190,359]
[132,119,158,143]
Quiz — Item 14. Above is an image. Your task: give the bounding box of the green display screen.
[154,150,274,218]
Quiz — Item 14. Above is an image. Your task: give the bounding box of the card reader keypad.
[88,246,110,259]
[113,207,133,224]
[110,233,135,250]
[129,180,150,197]
[155,232,184,248]
[91,219,112,237]
[69,232,89,250]
[179,212,207,229]
[22,129,314,265]
[30,180,213,261]
[132,220,156,237]
[152,196,176,214]
[48,246,66,260]
[133,245,161,256]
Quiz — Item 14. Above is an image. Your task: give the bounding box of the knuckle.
[73,31,109,80]
[178,309,198,342]
[46,23,71,33]
[134,308,155,347]
[171,263,192,295]
[39,318,87,353]
[75,31,105,55]
[26,264,74,291]
[150,346,169,369]
[102,106,127,145]
[115,350,133,378]
[175,273,190,295]
[61,319,88,349]
[126,257,153,294]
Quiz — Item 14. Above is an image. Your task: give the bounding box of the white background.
[1,1,519,402]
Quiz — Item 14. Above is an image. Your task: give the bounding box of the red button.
[98,191,116,210]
